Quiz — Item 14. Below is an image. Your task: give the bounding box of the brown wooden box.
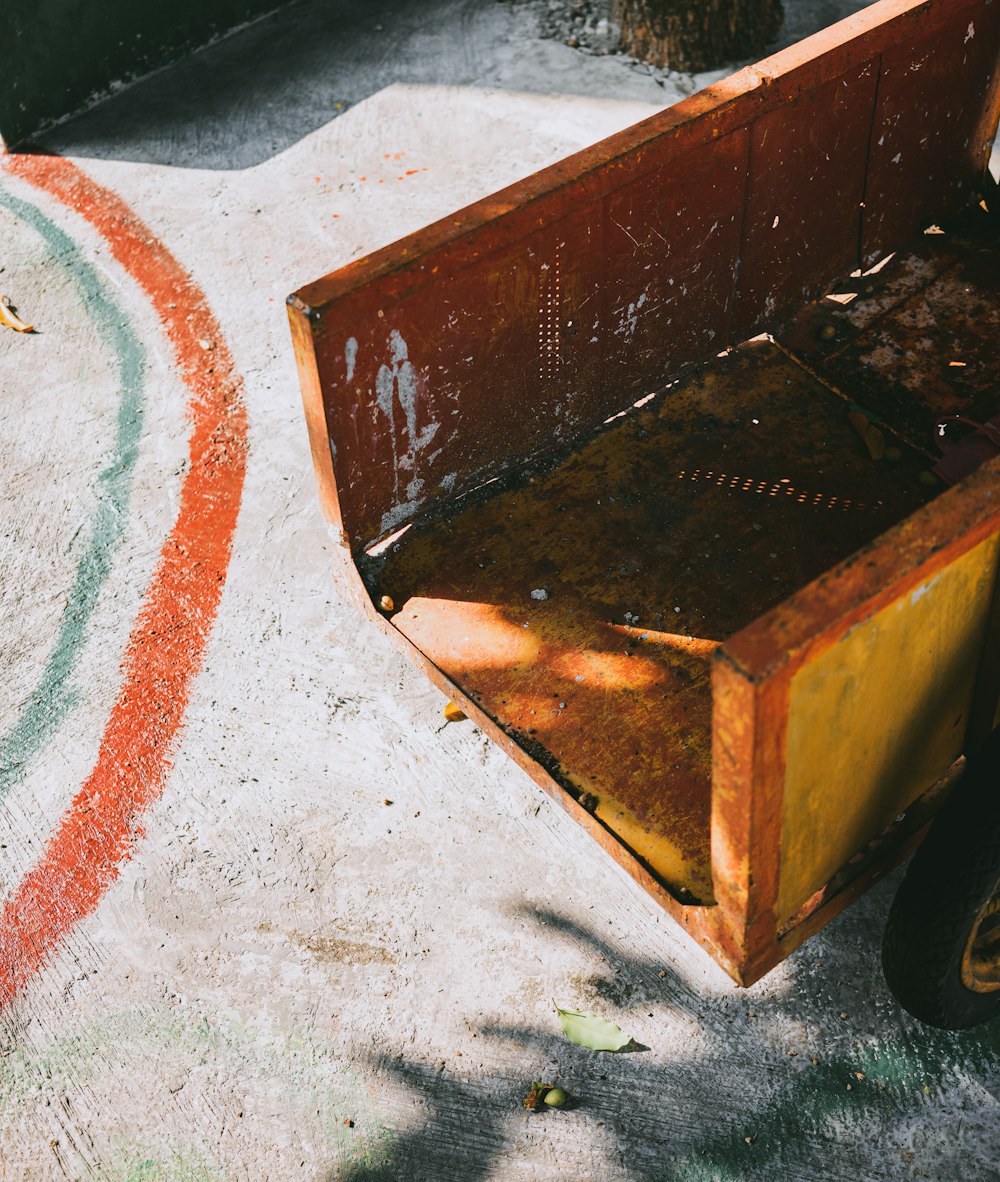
[289,0,1000,983]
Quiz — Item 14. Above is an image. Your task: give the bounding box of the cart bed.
[375,340,936,901]
[290,0,1000,982]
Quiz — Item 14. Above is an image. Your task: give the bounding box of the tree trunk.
[612,0,784,74]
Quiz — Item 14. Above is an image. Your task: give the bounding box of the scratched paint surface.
[1,0,998,1178]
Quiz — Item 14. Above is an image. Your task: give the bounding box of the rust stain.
[294,931,394,965]
[375,343,936,904]
[780,204,1000,455]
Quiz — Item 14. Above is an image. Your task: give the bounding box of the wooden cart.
[289,0,1000,1025]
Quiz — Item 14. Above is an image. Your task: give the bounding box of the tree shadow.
[329,1054,514,1182]
[329,895,1000,1181]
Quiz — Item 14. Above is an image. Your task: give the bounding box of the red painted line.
[0,154,248,1008]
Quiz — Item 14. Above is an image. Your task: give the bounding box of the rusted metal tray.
[289,0,1000,985]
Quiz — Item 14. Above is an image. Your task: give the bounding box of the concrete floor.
[1,1,998,1179]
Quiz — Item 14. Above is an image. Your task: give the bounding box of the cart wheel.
[882,729,1000,1029]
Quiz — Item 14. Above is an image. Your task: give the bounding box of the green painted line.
[101,1149,224,1182]
[671,1019,1000,1180]
[0,183,146,799]
[0,1003,395,1175]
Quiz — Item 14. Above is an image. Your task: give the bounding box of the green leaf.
[554,1005,635,1052]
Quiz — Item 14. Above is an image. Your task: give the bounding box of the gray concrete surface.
[0,0,285,149]
[1,2,998,1179]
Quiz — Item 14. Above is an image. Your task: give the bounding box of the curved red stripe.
[0,154,248,1008]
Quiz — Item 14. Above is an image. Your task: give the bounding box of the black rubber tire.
[882,728,1000,1029]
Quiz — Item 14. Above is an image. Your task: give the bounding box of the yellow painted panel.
[777,533,1000,925]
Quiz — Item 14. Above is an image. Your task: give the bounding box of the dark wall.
[0,0,286,147]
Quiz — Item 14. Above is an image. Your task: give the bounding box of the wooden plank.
[598,130,747,402]
[733,61,877,336]
[862,0,1000,262]
[777,533,1000,924]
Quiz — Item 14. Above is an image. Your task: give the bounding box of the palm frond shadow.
[332,893,1000,1181]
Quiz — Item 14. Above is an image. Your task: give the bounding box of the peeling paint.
[617,290,647,341]
[911,573,942,604]
[375,329,439,533]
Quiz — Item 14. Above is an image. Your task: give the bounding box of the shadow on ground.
[38,0,879,171]
[36,0,596,170]
[330,892,1000,1182]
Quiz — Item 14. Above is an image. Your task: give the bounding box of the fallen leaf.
[555,1005,635,1052]
[523,1081,549,1110]
[847,410,885,460]
[443,701,466,723]
[864,425,886,460]
[0,296,33,333]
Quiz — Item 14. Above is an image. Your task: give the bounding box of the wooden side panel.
[291,0,1000,553]
[733,61,877,336]
[776,532,1000,925]
[862,0,1000,262]
[597,130,747,400]
[711,653,791,975]
[306,205,602,544]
